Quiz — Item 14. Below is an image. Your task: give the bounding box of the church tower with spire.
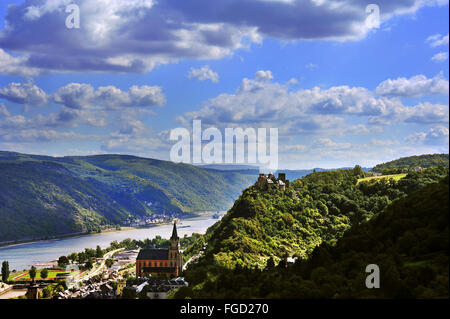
[135,219,184,278]
[169,220,183,276]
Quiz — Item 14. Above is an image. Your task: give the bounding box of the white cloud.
[403,102,449,124]
[375,73,449,97]
[188,65,219,83]
[53,83,166,109]
[406,126,449,146]
[311,138,351,150]
[0,0,446,74]
[431,52,449,63]
[426,33,449,47]
[279,144,307,152]
[184,71,449,134]
[0,49,40,77]
[0,82,48,105]
[254,70,274,82]
[0,103,10,117]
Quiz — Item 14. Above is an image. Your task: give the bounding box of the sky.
[0,0,448,169]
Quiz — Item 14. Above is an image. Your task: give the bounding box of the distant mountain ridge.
[0,151,257,242]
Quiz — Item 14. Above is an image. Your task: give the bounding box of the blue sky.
[0,0,448,169]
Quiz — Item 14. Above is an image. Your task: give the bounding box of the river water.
[0,216,218,271]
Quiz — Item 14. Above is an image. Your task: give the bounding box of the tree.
[1,261,10,283]
[40,268,49,280]
[29,266,37,282]
[105,259,114,268]
[58,256,69,268]
[266,257,275,269]
[85,259,93,270]
[96,245,104,258]
[77,252,87,264]
[68,252,78,263]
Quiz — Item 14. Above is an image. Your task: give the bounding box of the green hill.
[176,163,449,298]
[372,154,448,173]
[0,151,256,242]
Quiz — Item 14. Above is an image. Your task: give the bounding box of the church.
[136,221,183,278]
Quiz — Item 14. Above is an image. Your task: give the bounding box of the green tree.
[1,261,10,283]
[105,258,114,268]
[29,266,37,282]
[77,252,87,264]
[266,257,275,269]
[58,256,69,267]
[68,252,78,263]
[40,268,49,280]
[85,259,94,270]
[95,245,104,258]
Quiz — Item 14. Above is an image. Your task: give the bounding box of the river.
[0,215,218,271]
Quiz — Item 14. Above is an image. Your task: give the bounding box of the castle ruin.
[256,173,289,191]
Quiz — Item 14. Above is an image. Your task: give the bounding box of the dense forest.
[0,151,256,242]
[175,161,449,298]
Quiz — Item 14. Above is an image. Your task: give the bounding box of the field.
[357,173,407,184]
[8,269,84,281]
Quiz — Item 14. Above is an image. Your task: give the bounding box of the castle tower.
[257,173,267,188]
[169,221,183,276]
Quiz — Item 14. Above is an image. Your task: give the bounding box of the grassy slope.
[357,173,407,184]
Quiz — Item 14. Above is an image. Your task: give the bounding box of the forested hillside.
[176,165,449,299]
[0,151,256,242]
[372,154,448,173]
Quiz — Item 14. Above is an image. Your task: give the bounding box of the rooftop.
[137,249,169,260]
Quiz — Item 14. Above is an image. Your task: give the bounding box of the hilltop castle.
[257,173,289,191]
[136,221,183,278]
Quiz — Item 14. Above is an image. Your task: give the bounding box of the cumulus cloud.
[426,33,449,47]
[0,81,166,109]
[311,138,351,150]
[188,65,219,83]
[431,52,449,63]
[254,70,274,82]
[53,83,166,109]
[0,0,446,74]
[0,49,40,77]
[403,102,449,124]
[0,82,48,105]
[375,73,449,97]
[183,70,449,134]
[406,126,449,146]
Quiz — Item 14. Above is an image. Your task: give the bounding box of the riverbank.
[0,215,219,271]
[0,220,179,249]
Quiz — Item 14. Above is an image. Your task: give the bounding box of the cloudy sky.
[0,0,448,169]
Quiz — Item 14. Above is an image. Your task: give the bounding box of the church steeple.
[171,220,179,241]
